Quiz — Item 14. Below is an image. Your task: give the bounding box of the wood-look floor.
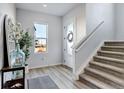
[0,65,91,89]
[27,65,91,89]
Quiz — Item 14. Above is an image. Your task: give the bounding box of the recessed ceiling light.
[43,4,47,7]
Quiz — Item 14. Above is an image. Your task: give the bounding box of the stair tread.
[74,80,91,89]
[102,46,124,48]
[79,41,124,88]
[80,73,114,89]
[105,41,124,43]
[86,67,124,86]
[90,61,124,73]
[98,50,124,55]
[94,56,124,63]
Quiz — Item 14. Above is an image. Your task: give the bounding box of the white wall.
[0,3,16,69]
[0,3,16,22]
[75,3,115,75]
[62,4,86,67]
[86,3,115,36]
[115,4,124,40]
[16,9,62,69]
[63,4,86,44]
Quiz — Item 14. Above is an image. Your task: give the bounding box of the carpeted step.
[101,46,124,53]
[90,61,124,79]
[104,41,124,46]
[79,73,114,89]
[97,50,124,60]
[74,80,91,89]
[94,56,124,68]
[85,67,124,88]
[79,41,124,89]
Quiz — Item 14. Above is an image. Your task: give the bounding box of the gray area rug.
[28,75,59,89]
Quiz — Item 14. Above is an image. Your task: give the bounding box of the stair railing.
[74,21,104,53]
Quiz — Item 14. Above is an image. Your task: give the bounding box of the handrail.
[74,21,104,52]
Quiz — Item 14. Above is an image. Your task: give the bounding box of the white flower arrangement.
[7,18,32,61]
[7,19,23,44]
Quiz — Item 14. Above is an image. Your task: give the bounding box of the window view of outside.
[34,23,48,53]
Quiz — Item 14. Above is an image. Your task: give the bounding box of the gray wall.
[115,4,124,40]
[16,9,62,69]
[75,3,115,74]
[0,3,16,69]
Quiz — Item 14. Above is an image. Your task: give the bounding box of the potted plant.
[8,21,32,73]
[18,30,32,73]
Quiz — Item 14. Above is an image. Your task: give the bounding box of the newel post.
[72,48,79,80]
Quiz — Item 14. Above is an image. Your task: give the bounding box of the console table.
[1,66,25,89]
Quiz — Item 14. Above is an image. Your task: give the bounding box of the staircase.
[79,41,124,89]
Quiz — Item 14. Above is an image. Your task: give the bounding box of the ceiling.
[16,3,80,16]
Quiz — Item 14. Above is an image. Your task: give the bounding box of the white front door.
[63,17,76,68]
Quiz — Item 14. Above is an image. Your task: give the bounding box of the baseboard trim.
[29,63,62,70]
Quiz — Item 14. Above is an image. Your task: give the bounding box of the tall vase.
[13,42,25,67]
[10,42,25,79]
